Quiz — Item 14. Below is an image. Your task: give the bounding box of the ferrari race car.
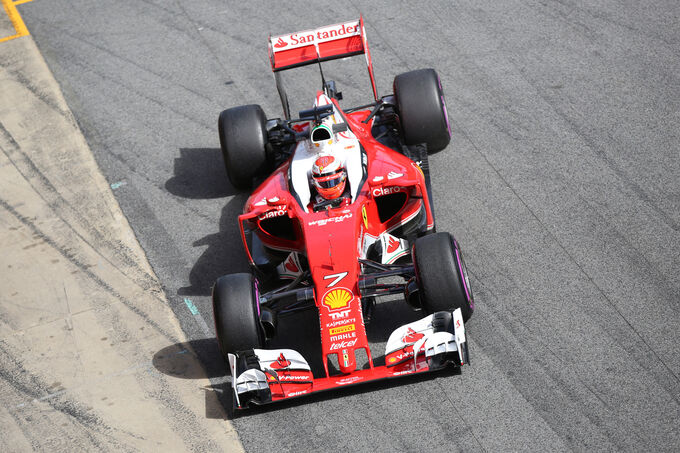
[213,17,474,409]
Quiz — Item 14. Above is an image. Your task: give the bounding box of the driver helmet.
[311,154,346,200]
[310,124,334,152]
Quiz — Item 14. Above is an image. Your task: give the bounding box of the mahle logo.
[323,288,352,310]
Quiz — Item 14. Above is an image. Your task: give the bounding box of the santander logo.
[402,328,424,344]
[285,257,299,273]
[272,22,360,52]
[387,237,400,254]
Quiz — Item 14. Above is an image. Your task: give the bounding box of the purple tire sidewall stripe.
[254,278,261,316]
[438,76,452,137]
[455,246,474,310]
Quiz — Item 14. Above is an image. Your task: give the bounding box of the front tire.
[212,273,264,358]
[218,104,269,189]
[394,68,451,153]
[413,232,474,320]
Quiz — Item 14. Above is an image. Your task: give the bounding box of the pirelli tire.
[393,68,452,153]
[218,104,269,190]
[413,232,474,321]
[212,273,264,358]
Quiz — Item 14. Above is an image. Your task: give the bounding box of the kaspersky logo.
[323,288,353,310]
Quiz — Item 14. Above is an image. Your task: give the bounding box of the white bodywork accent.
[378,232,409,264]
[252,348,311,371]
[289,95,364,211]
[228,353,241,407]
[276,252,304,280]
[323,271,348,287]
[453,308,466,364]
[231,349,312,400]
[422,332,457,358]
[270,20,361,53]
[234,369,269,395]
[385,309,466,364]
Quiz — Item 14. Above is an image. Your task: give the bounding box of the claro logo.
[372,186,404,197]
[258,208,286,220]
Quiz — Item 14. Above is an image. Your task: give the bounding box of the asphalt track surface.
[20,0,680,451]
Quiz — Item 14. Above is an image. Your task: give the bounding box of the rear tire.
[212,273,264,357]
[218,104,269,189]
[413,232,474,320]
[394,68,451,153]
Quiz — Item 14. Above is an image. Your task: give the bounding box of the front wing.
[228,309,469,409]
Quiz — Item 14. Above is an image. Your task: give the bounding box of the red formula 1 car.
[213,17,474,409]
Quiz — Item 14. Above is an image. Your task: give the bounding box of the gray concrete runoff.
[0,35,243,452]
[8,0,680,452]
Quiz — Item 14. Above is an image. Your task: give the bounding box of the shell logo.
[323,288,353,310]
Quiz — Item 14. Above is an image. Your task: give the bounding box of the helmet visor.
[314,170,346,189]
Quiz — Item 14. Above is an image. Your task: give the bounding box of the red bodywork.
[236,102,438,402]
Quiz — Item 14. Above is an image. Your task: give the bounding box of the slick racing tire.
[218,104,269,190]
[393,68,451,153]
[413,232,474,320]
[212,273,264,358]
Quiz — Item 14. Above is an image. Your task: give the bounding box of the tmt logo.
[328,309,351,320]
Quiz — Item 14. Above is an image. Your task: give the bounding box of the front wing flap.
[229,308,469,409]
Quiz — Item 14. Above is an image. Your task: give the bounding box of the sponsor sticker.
[308,213,352,226]
[284,256,299,273]
[329,331,356,342]
[386,236,400,253]
[329,324,355,336]
[372,186,404,197]
[362,205,368,228]
[328,309,352,320]
[272,22,360,51]
[258,206,286,220]
[329,339,357,351]
[278,374,310,382]
[386,349,414,365]
[401,327,424,344]
[336,375,363,386]
[323,288,353,310]
[287,390,309,397]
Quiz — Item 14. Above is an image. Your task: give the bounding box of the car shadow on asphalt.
[176,194,250,296]
[165,147,251,296]
[165,148,235,199]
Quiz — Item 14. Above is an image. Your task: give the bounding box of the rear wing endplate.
[268,16,378,101]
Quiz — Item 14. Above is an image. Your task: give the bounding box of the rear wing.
[268,16,378,104]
